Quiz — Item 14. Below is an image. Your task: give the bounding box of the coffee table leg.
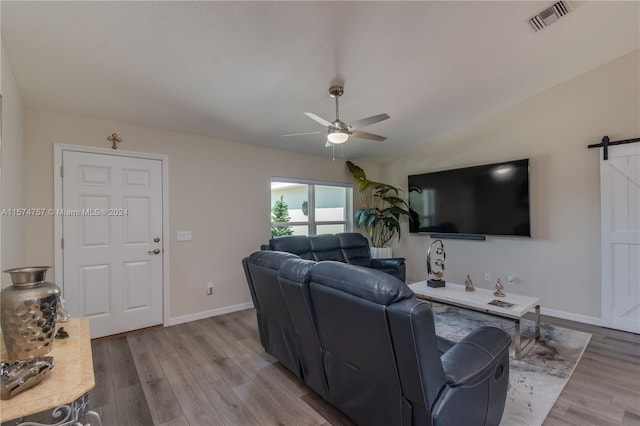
[535,305,541,342]
[514,319,522,360]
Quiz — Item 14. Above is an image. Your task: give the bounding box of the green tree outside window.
[271,195,294,237]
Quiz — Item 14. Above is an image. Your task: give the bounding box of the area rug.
[432,304,591,426]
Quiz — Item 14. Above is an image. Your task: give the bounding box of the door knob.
[148,248,161,255]
[154,237,161,243]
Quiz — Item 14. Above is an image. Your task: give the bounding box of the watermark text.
[1,208,129,217]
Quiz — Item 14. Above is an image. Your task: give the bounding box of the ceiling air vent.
[529,1,571,32]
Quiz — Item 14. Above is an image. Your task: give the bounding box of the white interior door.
[601,143,640,333]
[62,151,163,338]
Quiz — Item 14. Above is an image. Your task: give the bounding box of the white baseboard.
[165,302,254,327]
[164,303,603,329]
[540,307,603,327]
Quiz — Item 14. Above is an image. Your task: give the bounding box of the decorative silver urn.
[1,267,61,359]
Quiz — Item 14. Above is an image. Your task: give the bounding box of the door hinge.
[61,238,64,249]
[60,166,64,178]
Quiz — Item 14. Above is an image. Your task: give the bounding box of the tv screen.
[408,159,531,237]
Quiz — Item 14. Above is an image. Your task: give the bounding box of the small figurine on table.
[55,327,69,339]
[493,278,505,297]
[464,274,475,292]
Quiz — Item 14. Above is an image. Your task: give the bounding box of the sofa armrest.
[371,257,405,269]
[370,258,406,282]
[437,335,456,354]
[440,326,511,387]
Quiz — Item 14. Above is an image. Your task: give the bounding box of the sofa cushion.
[336,232,372,267]
[269,235,313,260]
[279,258,313,283]
[248,250,300,270]
[310,261,412,306]
[278,258,330,400]
[264,233,406,282]
[243,250,303,377]
[309,235,344,262]
[308,261,407,426]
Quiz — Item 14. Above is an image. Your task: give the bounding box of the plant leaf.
[382,196,409,207]
[381,206,410,217]
[346,161,367,182]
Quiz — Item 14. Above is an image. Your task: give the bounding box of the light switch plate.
[177,231,192,241]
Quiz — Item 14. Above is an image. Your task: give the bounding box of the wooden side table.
[0,318,101,425]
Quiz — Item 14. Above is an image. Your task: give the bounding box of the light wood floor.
[89,309,639,426]
[542,316,640,426]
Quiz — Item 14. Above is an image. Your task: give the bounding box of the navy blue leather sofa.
[262,232,406,282]
[242,250,511,426]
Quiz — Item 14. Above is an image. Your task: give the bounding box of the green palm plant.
[346,160,410,248]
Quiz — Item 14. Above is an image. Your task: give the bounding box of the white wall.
[380,50,640,321]
[22,109,377,321]
[0,41,25,282]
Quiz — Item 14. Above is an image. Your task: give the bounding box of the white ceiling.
[2,1,638,162]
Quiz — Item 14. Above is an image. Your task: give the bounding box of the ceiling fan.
[283,85,390,146]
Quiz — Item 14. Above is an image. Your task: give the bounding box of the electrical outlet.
[507,274,515,285]
[207,282,214,295]
[484,272,491,282]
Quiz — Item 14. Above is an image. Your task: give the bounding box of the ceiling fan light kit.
[327,129,349,144]
[284,84,390,147]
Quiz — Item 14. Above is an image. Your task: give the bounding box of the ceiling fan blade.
[350,113,390,129]
[351,130,387,141]
[304,112,333,127]
[281,131,322,137]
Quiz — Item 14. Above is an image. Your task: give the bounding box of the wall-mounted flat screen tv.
[408,159,531,237]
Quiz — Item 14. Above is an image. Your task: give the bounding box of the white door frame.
[53,144,170,327]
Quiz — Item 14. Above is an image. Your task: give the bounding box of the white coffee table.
[409,281,541,360]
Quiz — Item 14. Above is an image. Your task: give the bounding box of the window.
[270,178,352,236]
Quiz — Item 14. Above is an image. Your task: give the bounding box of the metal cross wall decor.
[107,133,122,150]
